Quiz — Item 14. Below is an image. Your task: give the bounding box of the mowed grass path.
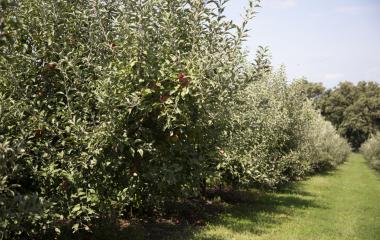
[184,154,380,240]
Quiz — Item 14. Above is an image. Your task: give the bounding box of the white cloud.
[267,0,297,9]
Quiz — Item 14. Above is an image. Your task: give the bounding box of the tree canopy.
[317,81,380,149]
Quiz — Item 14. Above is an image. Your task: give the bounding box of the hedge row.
[0,0,350,238]
[220,68,351,188]
[361,132,380,171]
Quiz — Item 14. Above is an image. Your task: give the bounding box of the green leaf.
[137,149,143,157]
[72,204,81,213]
[72,223,80,232]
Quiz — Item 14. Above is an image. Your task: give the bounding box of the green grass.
[179,153,380,240]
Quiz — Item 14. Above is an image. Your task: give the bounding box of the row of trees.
[0,0,350,239]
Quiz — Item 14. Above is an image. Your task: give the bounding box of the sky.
[224,0,380,88]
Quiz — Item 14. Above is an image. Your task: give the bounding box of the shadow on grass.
[59,218,196,240]
[65,182,324,240]
[62,198,221,240]
[314,169,337,177]
[92,221,194,240]
[194,185,324,239]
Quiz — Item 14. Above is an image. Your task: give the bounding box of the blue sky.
[224,0,380,88]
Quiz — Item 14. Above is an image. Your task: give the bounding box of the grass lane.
[187,153,380,240]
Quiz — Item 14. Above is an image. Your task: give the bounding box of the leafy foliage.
[0,0,350,239]
[219,67,351,188]
[304,109,351,171]
[220,69,310,187]
[293,78,325,100]
[317,81,380,149]
[0,0,258,238]
[361,132,380,171]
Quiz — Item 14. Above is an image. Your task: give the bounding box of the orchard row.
[0,0,350,238]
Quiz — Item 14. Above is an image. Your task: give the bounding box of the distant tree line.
[299,80,380,150]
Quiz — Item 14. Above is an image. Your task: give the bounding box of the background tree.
[293,78,325,99]
[317,81,380,149]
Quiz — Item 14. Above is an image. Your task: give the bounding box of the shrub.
[361,132,380,171]
[304,109,351,171]
[218,69,351,189]
[0,0,258,238]
[219,69,313,188]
